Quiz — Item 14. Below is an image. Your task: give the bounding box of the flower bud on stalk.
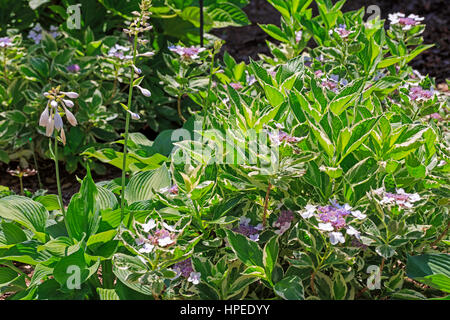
[39,86,78,145]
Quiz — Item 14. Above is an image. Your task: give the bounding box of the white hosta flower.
[136,85,151,97]
[54,112,64,130]
[63,107,78,126]
[50,100,58,108]
[142,219,156,232]
[329,232,345,245]
[61,91,79,99]
[187,272,201,285]
[40,87,79,144]
[351,210,366,220]
[346,226,361,239]
[128,110,140,120]
[63,99,74,108]
[318,222,334,232]
[138,51,155,57]
[139,243,154,253]
[39,105,50,127]
[45,117,55,136]
[133,65,142,74]
[301,204,316,219]
[60,128,66,145]
[158,236,174,247]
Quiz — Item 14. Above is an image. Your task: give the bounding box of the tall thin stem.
[177,95,186,123]
[2,48,8,85]
[53,134,72,238]
[262,182,272,227]
[54,135,66,218]
[19,176,24,196]
[121,14,142,225]
[202,50,216,130]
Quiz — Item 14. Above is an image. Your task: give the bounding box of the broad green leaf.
[0,196,48,242]
[274,275,305,300]
[124,164,170,204]
[406,254,450,293]
[225,229,263,269]
[65,168,100,241]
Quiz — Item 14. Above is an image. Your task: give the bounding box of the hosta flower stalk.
[120,0,153,225]
[38,86,78,236]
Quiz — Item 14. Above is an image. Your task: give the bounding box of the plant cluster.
[0,0,448,300]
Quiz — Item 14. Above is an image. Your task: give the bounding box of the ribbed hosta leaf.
[97,288,120,300]
[406,254,450,293]
[96,185,119,210]
[0,196,48,241]
[124,163,170,204]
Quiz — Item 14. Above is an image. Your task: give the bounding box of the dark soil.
[212,0,449,83]
[0,160,121,205]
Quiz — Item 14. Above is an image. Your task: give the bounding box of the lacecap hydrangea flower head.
[300,200,366,245]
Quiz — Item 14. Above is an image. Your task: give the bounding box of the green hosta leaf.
[29,264,53,287]
[0,196,48,242]
[124,164,170,204]
[274,275,305,300]
[0,240,52,265]
[0,266,20,288]
[1,222,28,245]
[53,248,100,290]
[209,2,249,28]
[65,167,100,241]
[96,185,119,211]
[97,288,120,300]
[38,236,81,257]
[35,195,60,211]
[406,254,450,293]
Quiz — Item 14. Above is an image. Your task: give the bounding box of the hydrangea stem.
[177,95,186,123]
[202,50,216,130]
[262,182,272,227]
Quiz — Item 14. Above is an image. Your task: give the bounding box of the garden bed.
[0,0,448,302]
